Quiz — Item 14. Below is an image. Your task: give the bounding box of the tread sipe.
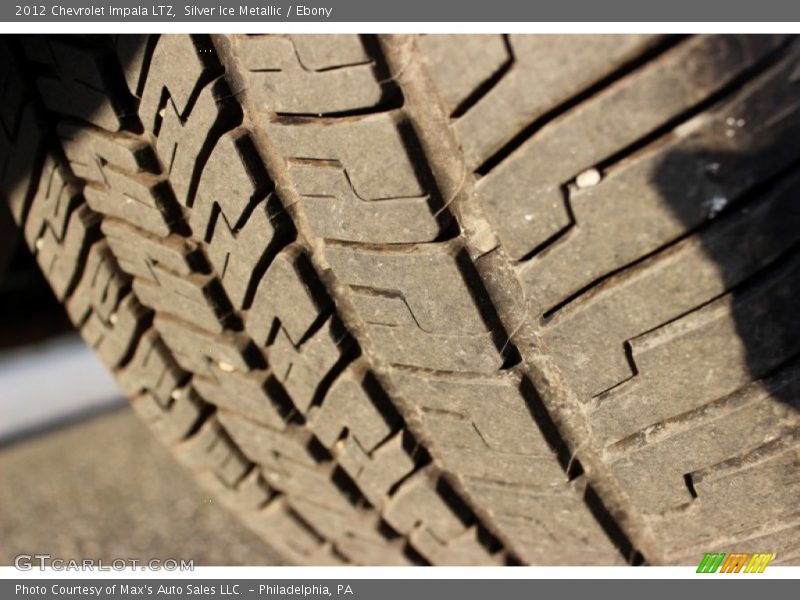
[1,34,798,566]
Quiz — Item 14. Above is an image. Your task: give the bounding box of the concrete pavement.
[0,407,282,566]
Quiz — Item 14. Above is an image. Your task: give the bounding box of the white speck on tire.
[705,195,728,218]
[575,168,602,189]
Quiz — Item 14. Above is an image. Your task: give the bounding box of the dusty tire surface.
[1,34,799,565]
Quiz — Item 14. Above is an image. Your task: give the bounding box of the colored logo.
[696,552,774,573]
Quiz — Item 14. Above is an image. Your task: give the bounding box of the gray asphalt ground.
[0,407,282,566]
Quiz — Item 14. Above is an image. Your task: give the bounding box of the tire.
[1,34,798,566]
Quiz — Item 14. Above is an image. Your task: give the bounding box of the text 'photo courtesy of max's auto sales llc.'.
[15,584,355,597]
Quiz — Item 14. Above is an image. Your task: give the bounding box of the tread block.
[266,111,442,244]
[290,35,372,71]
[132,270,230,334]
[23,156,81,252]
[543,170,800,402]
[102,218,199,279]
[173,417,252,487]
[58,122,155,182]
[383,470,496,564]
[116,329,186,399]
[194,132,280,309]
[286,162,440,243]
[156,78,239,205]
[390,370,623,564]
[112,34,150,98]
[608,362,800,514]
[324,245,502,373]
[446,449,565,493]
[246,245,348,413]
[268,316,351,414]
[324,246,487,334]
[429,35,659,165]
[247,244,331,347]
[82,172,174,237]
[290,509,412,565]
[191,128,273,236]
[193,465,274,513]
[22,37,129,131]
[590,251,800,445]
[265,461,355,514]
[476,35,786,259]
[383,471,467,542]
[267,114,424,201]
[154,313,256,378]
[308,369,399,453]
[219,410,354,514]
[131,382,205,445]
[491,510,623,565]
[366,325,502,373]
[393,372,553,459]
[416,34,510,115]
[102,218,232,332]
[193,366,287,430]
[409,525,501,566]
[466,474,625,565]
[80,293,146,369]
[59,122,176,236]
[137,34,215,134]
[66,242,128,325]
[310,534,412,566]
[217,409,316,470]
[521,49,800,314]
[236,35,385,115]
[30,203,99,301]
[289,496,399,563]
[246,499,341,564]
[456,35,659,165]
[652,430,800,549]
[334,431,417,508]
